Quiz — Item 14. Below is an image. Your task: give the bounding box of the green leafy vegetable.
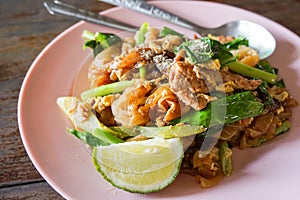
[160,26,186,40]
[276,121,291,135]
[82,30,121,57]
[209,38,237,65]
[172,91,264,127]
[258,81,275,106]
[176,37,277,83]
[177,38,214,63]
[275,79,286,88]
[224,36,249,50]
[177,37,236,64]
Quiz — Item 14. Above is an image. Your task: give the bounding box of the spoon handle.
[100,0,207,33]
[43,0,137,32]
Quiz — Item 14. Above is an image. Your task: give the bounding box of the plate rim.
[17,1,300,199]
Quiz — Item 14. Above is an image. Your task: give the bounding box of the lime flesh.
[92,138,184,193]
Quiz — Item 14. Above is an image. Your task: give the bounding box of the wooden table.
[1,0,299,199]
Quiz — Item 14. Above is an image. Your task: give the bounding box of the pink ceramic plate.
[18,1,300,199]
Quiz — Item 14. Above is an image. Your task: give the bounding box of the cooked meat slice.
[250,113,275,137]
[147,34,183,51]
[152,51,175,74]
[110,48,156,80]
[145,27,160,42]
[121,37,136,54]
[221,68,262,90]
[111,81,153,127]
[169,61,216,110]
[145,85,183,125]
[88,43,122,88]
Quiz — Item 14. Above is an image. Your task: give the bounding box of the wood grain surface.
[0,0,299,199]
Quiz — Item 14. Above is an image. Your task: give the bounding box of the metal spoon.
[43,0,137,32]
[44,0,276,59]
[100,0,276,60]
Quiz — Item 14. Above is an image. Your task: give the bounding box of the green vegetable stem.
[135,22,149,45]
[81,80,134,101]
[92,128,124,145]
[227,61,277,84]
[67,127,124,147]
[136,125,207,139]
[219,141,233,176]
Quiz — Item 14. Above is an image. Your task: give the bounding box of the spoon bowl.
[101,0,276,60]
[201,20,276,60]
[44,0,276,59]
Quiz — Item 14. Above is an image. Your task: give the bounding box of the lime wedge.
[92,138,183,193]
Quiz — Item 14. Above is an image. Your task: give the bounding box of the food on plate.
[57,22,298,193]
